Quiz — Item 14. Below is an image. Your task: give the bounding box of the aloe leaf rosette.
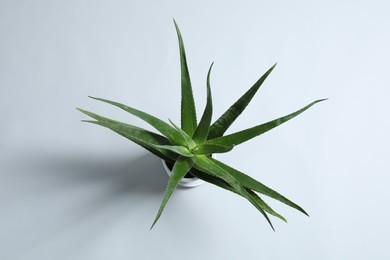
[78,20,326,230]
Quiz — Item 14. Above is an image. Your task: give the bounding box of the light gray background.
[1,0,389,259]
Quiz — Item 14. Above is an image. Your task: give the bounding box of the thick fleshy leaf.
[205,99,326,147]
[151,145,193,158]
[174,20,197,135]
[245,189,287,223]
[192,63,213,143]
[193,155,275,230]
[190,168,286,223]
[77,108,177,161]
[208,64,277,139]
[151,157,193,229]
[168,119,196,149]
[194,143,234,155]
[88,97,186,146]
[209,157,309,216]
[190,168,236,193]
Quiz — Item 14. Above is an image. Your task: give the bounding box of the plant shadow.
[29,151,169,194]
[2,151,170,258]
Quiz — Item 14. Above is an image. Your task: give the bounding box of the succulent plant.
[77,20,325,230]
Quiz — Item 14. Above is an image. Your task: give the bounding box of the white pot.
[161,159,205,188]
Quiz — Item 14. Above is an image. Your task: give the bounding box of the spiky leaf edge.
[208,63,277,139]
[174,19,197,136]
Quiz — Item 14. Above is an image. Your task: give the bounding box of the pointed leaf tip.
[192,62,214,143]
[206,98,327,147]
[208,158,309,217]
[193,155,276,231]
[174,20,197,136]
[86,96,187,146]
[208,63,277,139]
[151,158,193,228]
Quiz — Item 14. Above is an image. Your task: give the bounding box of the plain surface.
[1,0,389,259]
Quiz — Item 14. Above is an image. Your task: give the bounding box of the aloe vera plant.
[77,20,326,230]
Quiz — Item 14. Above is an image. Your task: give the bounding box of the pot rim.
[161,159,205,188]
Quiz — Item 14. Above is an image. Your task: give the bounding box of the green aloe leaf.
[192,62,213,143]
[88,96,186,146]
[77,108,177,161]
[151,157,193,229]
[205,99,326,147]
[151,145,193,158]
[174,20,197,136]
[168,119,196,149]
[208,63,277,139]
[245,189,287,223]
[194,143,234,155]
[209,157,309,216]
[190,168,286,223]
[193,155,275,230]
[190,168,236,193]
